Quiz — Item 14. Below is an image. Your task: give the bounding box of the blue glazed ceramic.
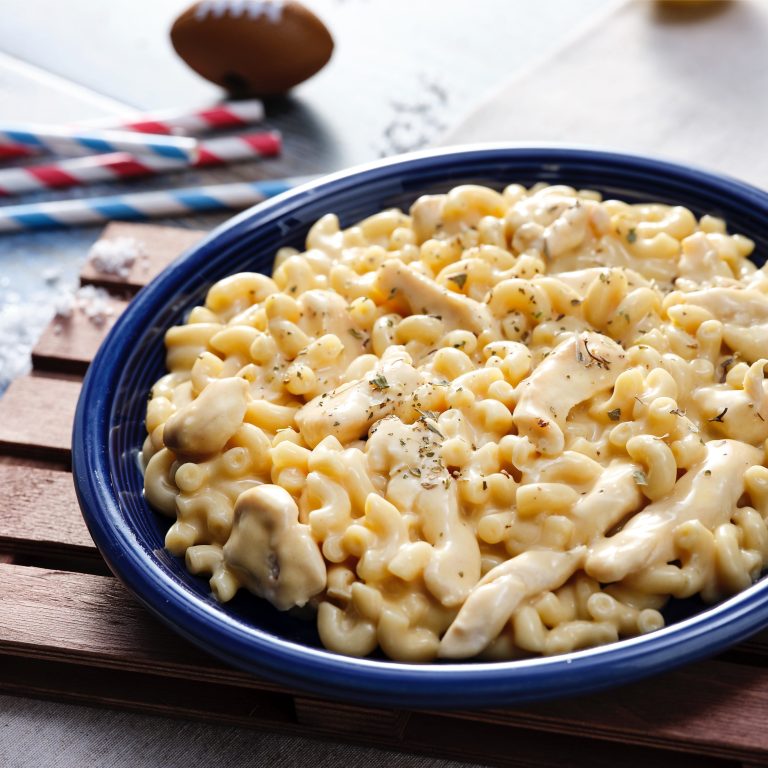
[73,146,768,708]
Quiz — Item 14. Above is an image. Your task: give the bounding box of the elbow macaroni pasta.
[143,182,768,661]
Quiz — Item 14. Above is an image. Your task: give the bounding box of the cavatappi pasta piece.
[143,182,768,663]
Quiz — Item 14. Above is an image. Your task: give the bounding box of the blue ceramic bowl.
[73,145,768,708]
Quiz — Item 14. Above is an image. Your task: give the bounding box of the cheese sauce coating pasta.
[142,182,768,661]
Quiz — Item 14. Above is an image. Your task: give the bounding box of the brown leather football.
[171,1,334,96]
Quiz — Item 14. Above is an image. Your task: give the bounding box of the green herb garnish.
[370,374,390,390]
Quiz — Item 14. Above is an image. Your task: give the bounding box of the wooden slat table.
[2,222,767,768]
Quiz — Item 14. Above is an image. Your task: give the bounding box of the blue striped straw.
[0,123,198,161]
[0,177,311,232]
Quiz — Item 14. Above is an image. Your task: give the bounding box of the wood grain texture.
[293,697,411,739]
[0,454,70,472]
[0,657,296,730]
[727,629,768,662]
[0,660,737,768]
[0,563,275,691]
[0,563,766,763]
[0,465,94,554]
[448,662,768,763]
[32,296,128,375]
[0,376,80,462]
[401,714,738,768]
[79,222,207,291]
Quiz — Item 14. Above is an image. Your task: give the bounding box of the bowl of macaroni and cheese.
[73,145,768,706]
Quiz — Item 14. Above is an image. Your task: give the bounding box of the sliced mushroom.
[163,376,249,457]
[215,484,326,610]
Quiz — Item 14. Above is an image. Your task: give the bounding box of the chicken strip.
[296,345,422,448]
[586,439,763,583]
[513,332,628,456]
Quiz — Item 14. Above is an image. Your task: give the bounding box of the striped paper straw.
[0,101,265,160]
[0,177,310,232]
[0,132,282,196]
[85,100,266,135]
[0,124,198,161]
[0,144,35,161]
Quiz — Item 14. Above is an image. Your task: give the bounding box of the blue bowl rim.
[73,143,768,708]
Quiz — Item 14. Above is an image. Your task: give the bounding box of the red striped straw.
[0,132,281,196]
[0,100,265,159]
[83,100,265,135]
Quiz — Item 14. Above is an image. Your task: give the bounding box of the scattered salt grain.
[0,294,55,393]
[55,285,115,328]
[52,288,75,319]
[0,267,117,393]
[87,236,145,279]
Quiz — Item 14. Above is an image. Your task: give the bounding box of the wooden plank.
[0,657,296,730]
[32,295,128,375]
[79,222,206,292]
[0,661,736,768]
[0,454,70,472]
[0,563,275,691]
[401,713,737,768]
[728,629,768,661]
[0,376,80,462]
[445,661,768,763]
[0,465,95,554]
[8,551,110,577]
[293,697,411,740]
[0,562,765,763]
[292,697,726,766]
[0,463,113,573]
